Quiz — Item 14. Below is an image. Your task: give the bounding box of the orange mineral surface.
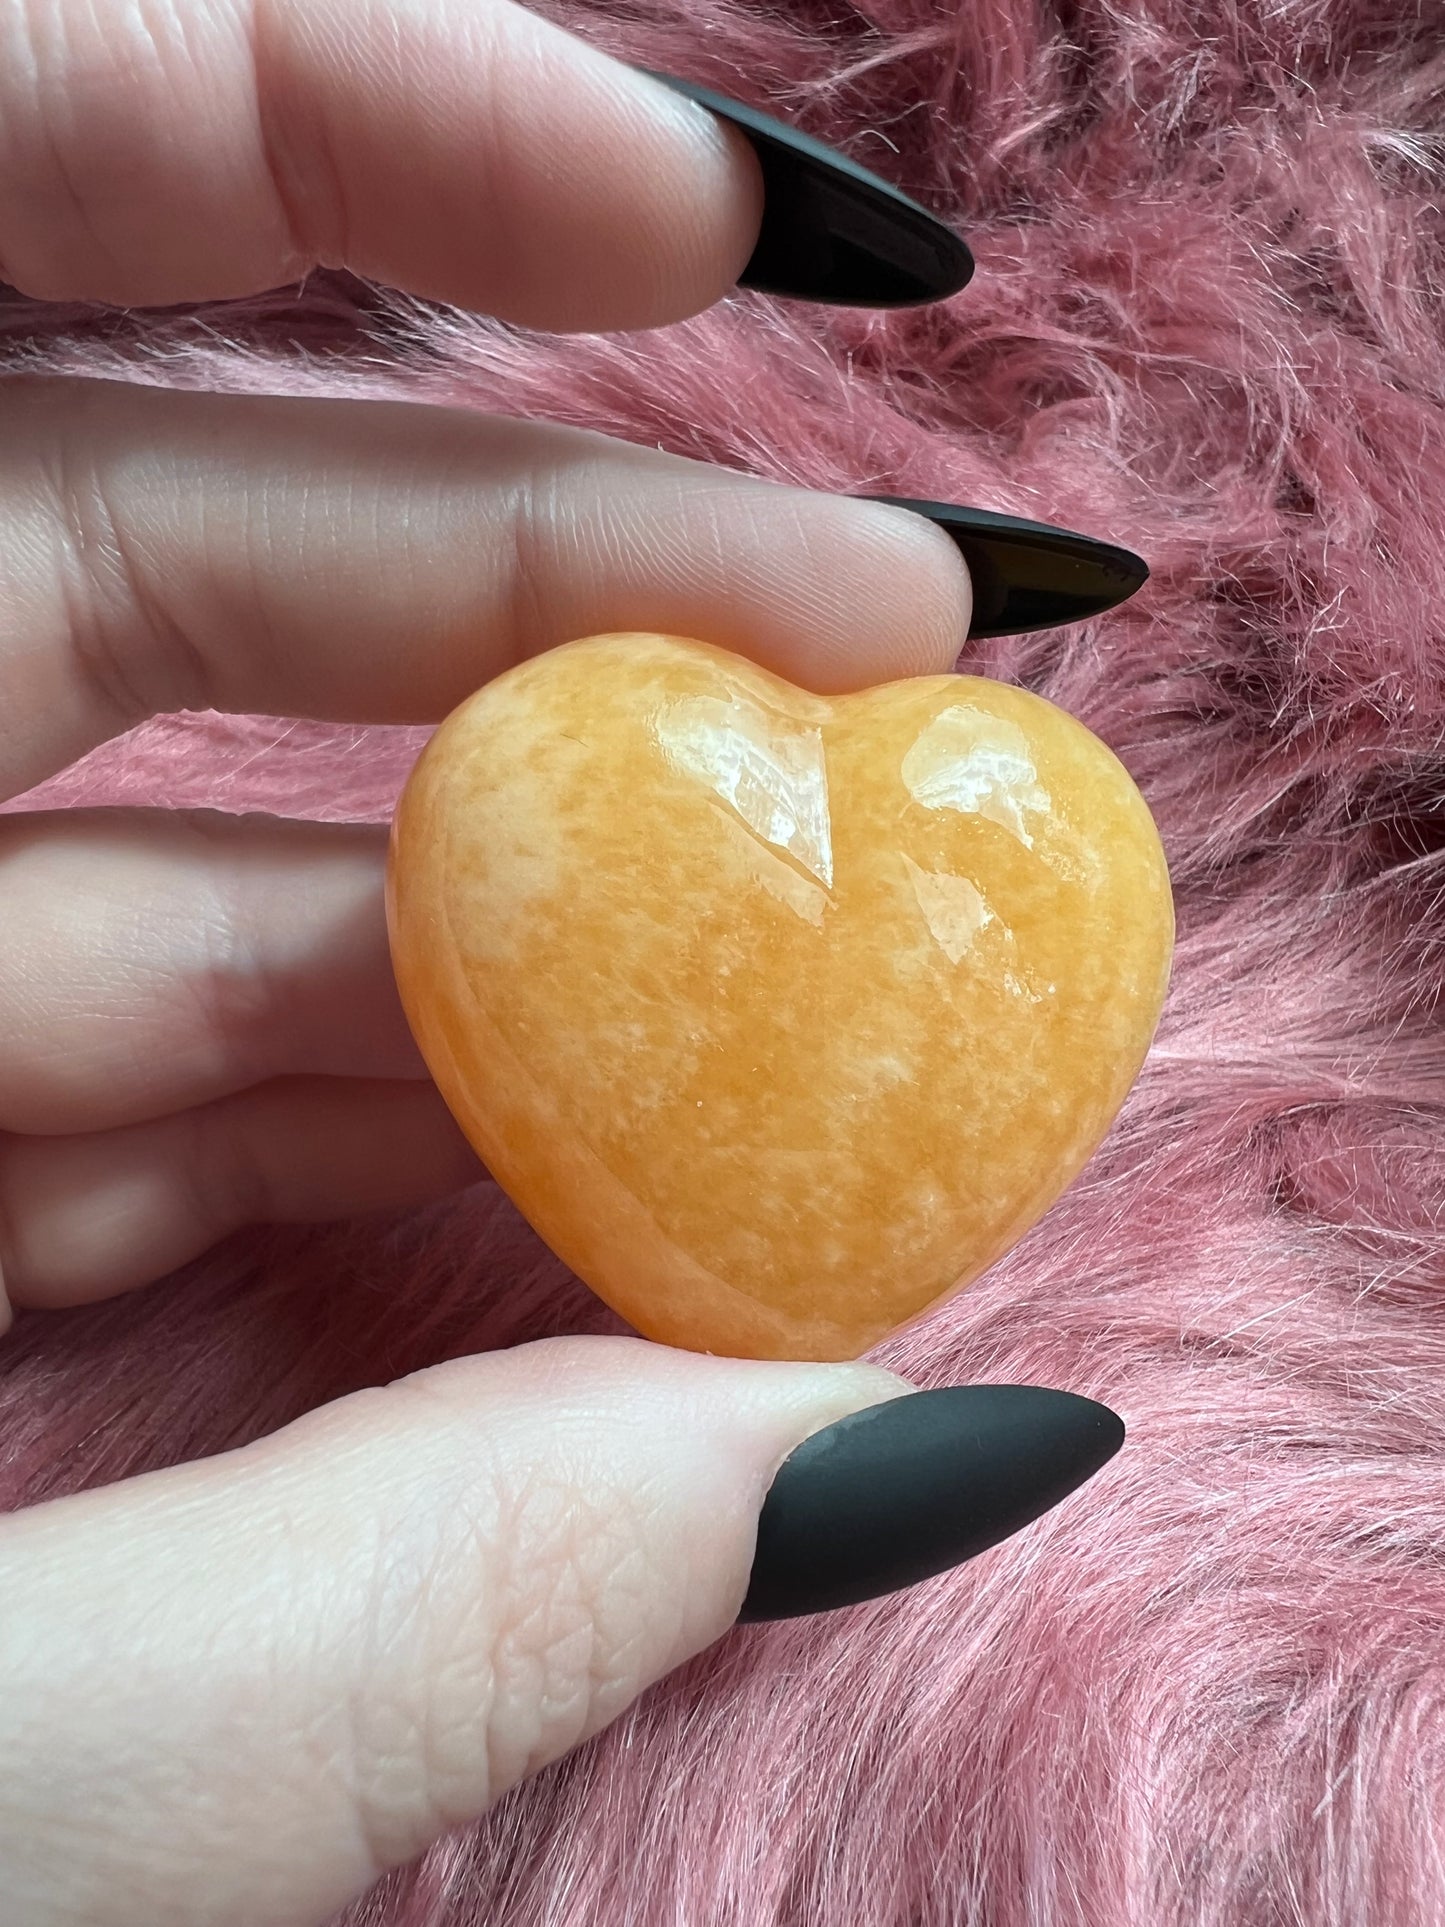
[387,633,1173,1361]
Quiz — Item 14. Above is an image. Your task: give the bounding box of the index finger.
[0,0,761,327]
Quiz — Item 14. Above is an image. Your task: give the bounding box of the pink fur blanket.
[6,1,1445,1919]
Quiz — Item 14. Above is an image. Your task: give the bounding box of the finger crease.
[46,439,212,727]
[11,0,130,292]
[249,0,349,274]
[186,843,286,1087]
[192,1096,268,1238]
[0,1139,18,1304]
[502,471,554,669]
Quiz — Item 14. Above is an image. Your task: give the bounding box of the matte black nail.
[740,1385,1124,1622]
[645,72,974,307]
[868,497,1149,638]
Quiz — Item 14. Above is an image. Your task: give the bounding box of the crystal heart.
[387,634,1173,1360]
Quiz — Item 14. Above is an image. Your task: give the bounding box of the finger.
[0,1341,1123,1927]
[0,810,425,1137]
[0,0,761,322]
[0,1077,482,1320]
[0,379,972,798]
[0,1342,904,1925]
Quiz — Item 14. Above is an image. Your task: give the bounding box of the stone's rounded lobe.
[386,634,1174,1362]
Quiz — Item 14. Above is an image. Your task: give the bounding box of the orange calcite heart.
[387,634,1173,1361]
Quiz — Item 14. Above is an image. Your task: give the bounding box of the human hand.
[0,6,1126,1922]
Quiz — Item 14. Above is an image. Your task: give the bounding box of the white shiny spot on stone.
[901,854,994,965]
[902,705,1051,849]
[656,696,833,887]
[720,810,828,926]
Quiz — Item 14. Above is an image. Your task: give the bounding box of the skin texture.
[0,1338,906,1927]
[0,2,978,1921]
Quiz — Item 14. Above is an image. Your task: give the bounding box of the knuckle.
[0,0,299,302]
[248,0,346,270]
[0,0,94,293]
[0,806,284,1139]
[343,1444,668,1869]
[480,1473,650,1787]
[187,1091,265,1237]
[173,815,290,1087]
[0,1137,22,1320]
[0,0,162,297]
[497,464,555,669]
[39,416,210,727]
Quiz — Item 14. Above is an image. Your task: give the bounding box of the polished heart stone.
[386,633,1173,1361]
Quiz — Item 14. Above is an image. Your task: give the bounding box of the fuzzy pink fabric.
[7,1,1445,1920]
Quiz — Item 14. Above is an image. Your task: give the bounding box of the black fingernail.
[740,1386,1124,1622]
[645,72,974,307]
[869,497,1149,637]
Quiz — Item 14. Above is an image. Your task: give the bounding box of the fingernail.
[868,497,1149,637]
[644,72,974,308]
[739,1385,1124,1621]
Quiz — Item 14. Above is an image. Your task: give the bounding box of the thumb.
[0,1336,1122,1927]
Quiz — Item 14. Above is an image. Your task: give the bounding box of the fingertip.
[750,488,974,692]
[371,13,769,330]
[845,496,977,677]
[617,68,767,317]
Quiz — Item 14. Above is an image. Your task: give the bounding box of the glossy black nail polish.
[867,497,1149,637]
[740,1385,1124,1621]
[646,72,974,307]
